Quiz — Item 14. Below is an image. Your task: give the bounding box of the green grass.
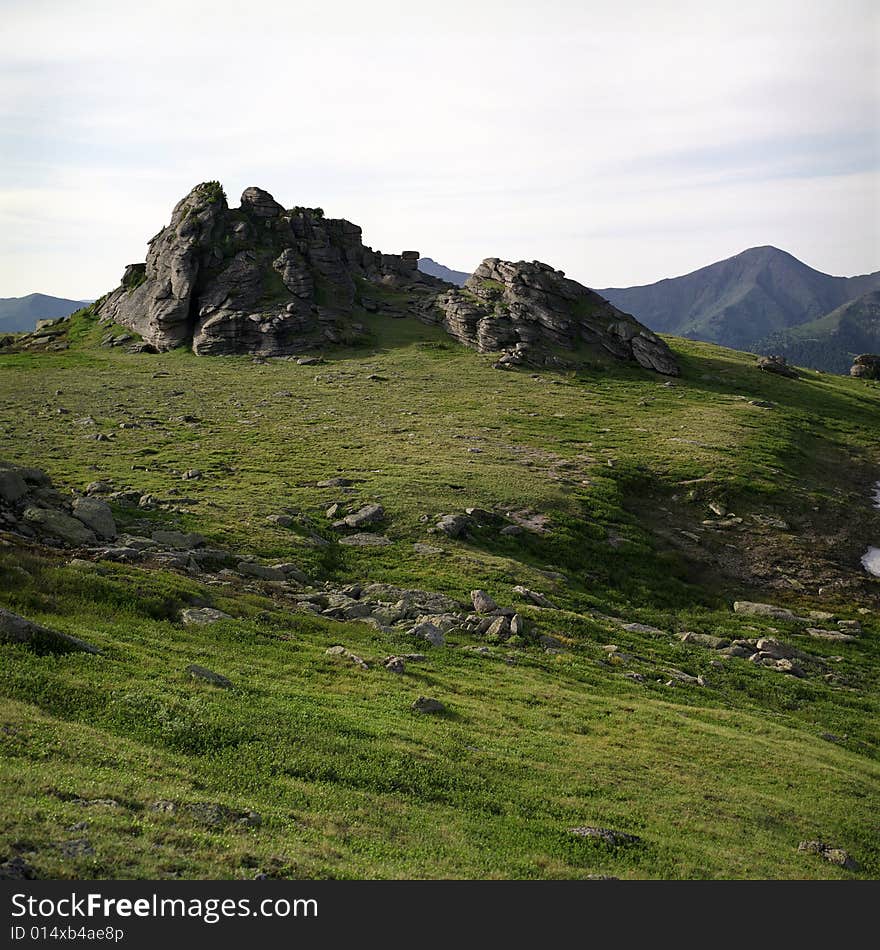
[1,310,879,879]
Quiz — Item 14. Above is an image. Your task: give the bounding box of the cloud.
[1,0,876,296]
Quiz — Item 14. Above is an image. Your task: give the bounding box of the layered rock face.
[97,182,677,374]
[98,182,442,355]
[422,259,679,375]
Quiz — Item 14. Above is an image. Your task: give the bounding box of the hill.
[598,247,880,357]
[0,191,879,881]
[755,291,880,375]
[418,257,469,286]
[0,294,92,333]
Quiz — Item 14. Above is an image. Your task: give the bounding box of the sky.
[1,0,878,298]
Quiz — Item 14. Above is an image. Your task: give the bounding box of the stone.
[471,589,498,613]
[512,585,555,608]
[733,601,799,622]
[679,632,729,649]
[342,503,385,528]
[338,533,391,546]
[413,542,445,555]
[21,506,96,545]
[151,529,206,549]
[798,840,860,871]
[186,664,232,688]
[317,477,353,488]
[0,607,101,654]
[0,856,36,880]
[509,613,527,637]
[71,496,117,540]
[0,465,27,504]
[267,514,295,527]
[807,628,856,642]
[181,607,231,625]
[569,826,641,846]
[485,616,511,641]
[86,480,112,495]
[237,561,286,581]
[434,513,472,538]
[412,621,445,646]
[383,656,406,674]
[325,645,368,669]
[757,355,799,378]
[412,696,445,714]
[850,354,880,379]
[539,634,564,650]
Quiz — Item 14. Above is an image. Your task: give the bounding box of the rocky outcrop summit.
[850,354,880,379]
[98,182,443,356]
[95,181,677,374]
[422,258,679,374]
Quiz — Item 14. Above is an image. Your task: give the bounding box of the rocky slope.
[93,182,676,374]
[424,258,679,374]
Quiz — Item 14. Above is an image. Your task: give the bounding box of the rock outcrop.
[97,182,444,356]
[421,258,679,374]
[95,181,677,374]
[850,354,880,379]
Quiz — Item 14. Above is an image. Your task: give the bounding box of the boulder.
[0,465,27,504]
[342,503,385,528]
[733,601,799,622]
[21,506,96,545]
[71,497,117,540]
[411,696,445,714]
[850,354,880,379]
[756,355,799,379]
[471,589,498,613]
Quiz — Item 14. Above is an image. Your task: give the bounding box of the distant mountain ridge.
[0,294,92,333]
[597,247,880,362]
[418,257,469,286]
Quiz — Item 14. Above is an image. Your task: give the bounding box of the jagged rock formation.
[422,258,679,374]
[98,182,443,355]
[850,354,880,379]
[95,181,677,374]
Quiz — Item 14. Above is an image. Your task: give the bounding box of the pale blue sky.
[1,0,877,298]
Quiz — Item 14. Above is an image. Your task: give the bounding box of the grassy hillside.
[1,305,879,879]
[599,246,880,357]
[756,291,880,375]
[0,294,92,334]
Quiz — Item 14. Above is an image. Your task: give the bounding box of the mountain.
[756,291,880,375]
[0,293,91,333]
[598,246,880,355]
[93,181,676,374]
[418,257,469,286]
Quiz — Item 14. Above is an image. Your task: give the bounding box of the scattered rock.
[383,656,406,674]
[325,645,369,669]
[180,607,231,625]
[237,561,286,581]
[413,542,444,555]
[570,826,641,846]
[338,532,391,546]
[733,601,799,622]
[412,696,445,714]
[798,840,860,871]
[21,506,96,545]
[0,856,36,880]
[512,585,555,608]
